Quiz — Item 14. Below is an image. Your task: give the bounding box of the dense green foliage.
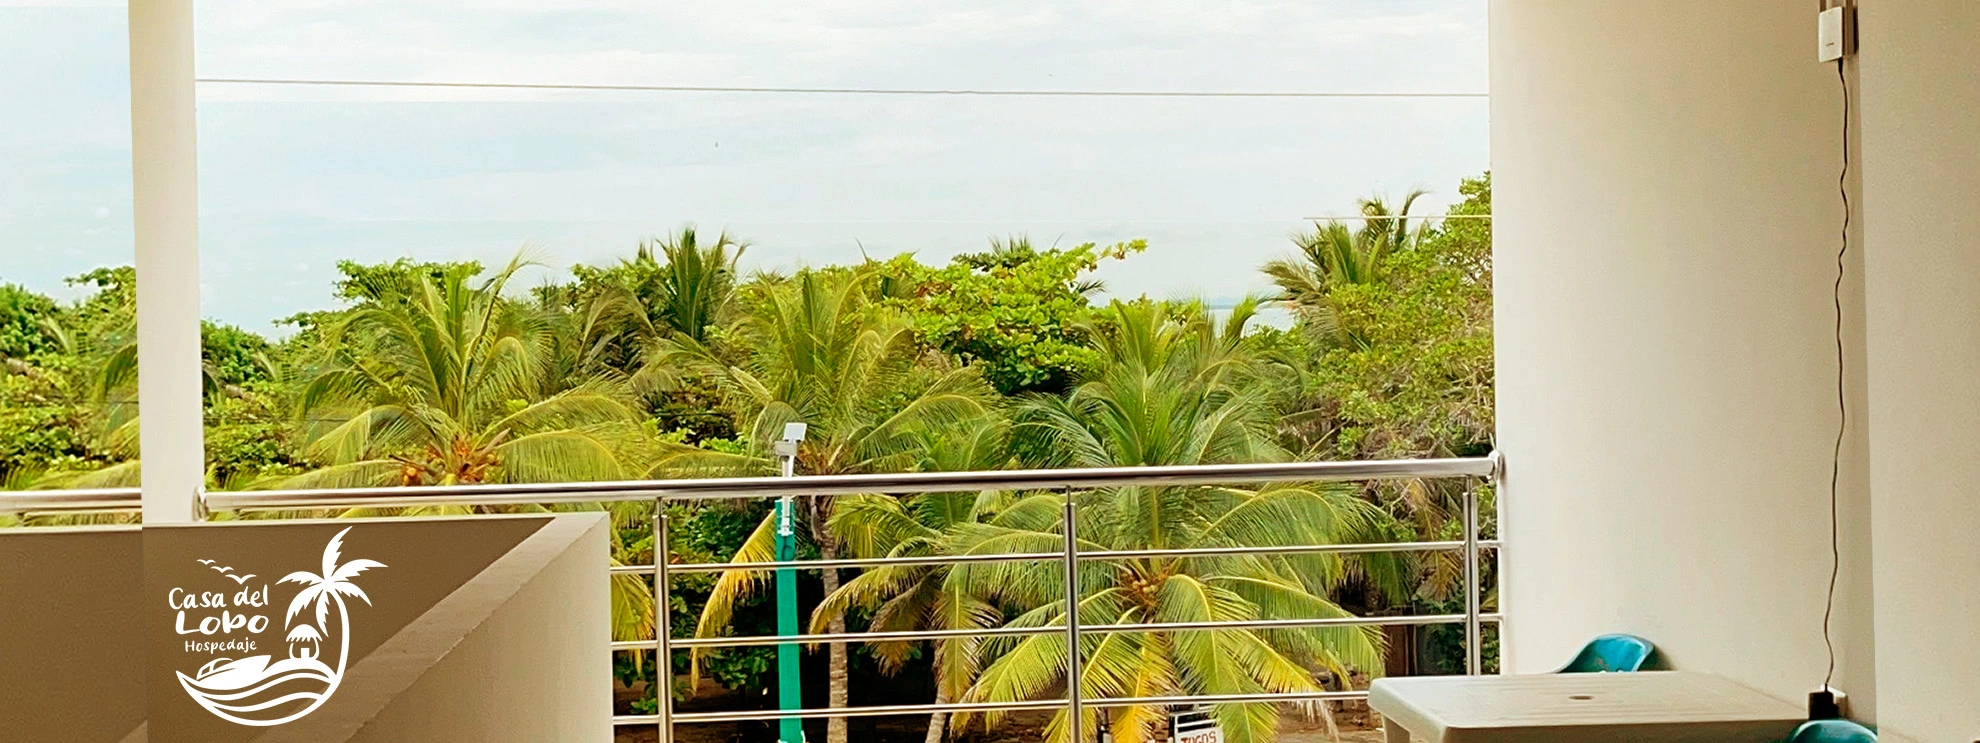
[879,238,1143,395]
[2,175,1494,742]
[0,283,60,360]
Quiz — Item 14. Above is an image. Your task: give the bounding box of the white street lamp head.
[780,422,808,443]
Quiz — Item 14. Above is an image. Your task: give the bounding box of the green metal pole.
[775,477,804,741]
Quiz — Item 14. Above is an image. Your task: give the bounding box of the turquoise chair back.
[1788,720,1876,742]
[1560,633,1655,673]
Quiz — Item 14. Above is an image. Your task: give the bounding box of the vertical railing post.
[655,505,673,743]
[1463,483,1482,676]
[1490,450,1506,672]
[1061,495,1084,743]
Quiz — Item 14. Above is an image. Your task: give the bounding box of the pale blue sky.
[1,0,1487,333]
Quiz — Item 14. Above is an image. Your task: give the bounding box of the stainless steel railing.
[0,458,1494,512]
[0,487,143,513]
[1,453,1503,742]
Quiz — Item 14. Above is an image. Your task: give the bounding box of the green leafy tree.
[0,356,96,483]
[6,268,296,489]
[0,282,86,480]
[0,269,143,488]
[881,238,1143,396]
[205,391,304,489]
[0,282,60,361]
[202,322,277,390]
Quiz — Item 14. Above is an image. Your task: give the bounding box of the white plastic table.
[1368,671,1807,743]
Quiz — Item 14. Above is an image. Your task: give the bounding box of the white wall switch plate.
[1818,6,1854,62]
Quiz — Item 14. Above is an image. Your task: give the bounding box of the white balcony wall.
[1491,0,1876,717]
[1496,1,1980,739]
[1859,0,1980,740]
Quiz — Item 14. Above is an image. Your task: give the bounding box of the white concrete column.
[1491,0,1874,714]
[128,0,203,523]
[1858,1,1980,739]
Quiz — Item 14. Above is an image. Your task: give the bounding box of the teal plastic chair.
[1559,634,1656,673]
[1787,720,1876,742]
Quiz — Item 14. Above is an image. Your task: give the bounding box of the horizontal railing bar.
[200,456,1496,511]
[8,456,1493,513]
[610,539,1505,576]
[618,624,1060,651]
[615,550,1061,576]
[664,699,1071,724]
[614,690,1382,725]
[612,613,1502,652]
[1080,539,1500,562]
[0,488,143,514]
[1082,613,1499,635]
[1086,690,1367,707]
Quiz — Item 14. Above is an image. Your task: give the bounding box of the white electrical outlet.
[1818,5,1854,62]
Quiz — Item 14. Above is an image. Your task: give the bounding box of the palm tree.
[1264,191,1429,344]
[808,421,1016,743]
[1260,190,1483,611]
[286,254,657,655]
[646,227,745,344]
[944,299,1389,743]
[279,526,385,675]
[289,254,642,489]
[575,227,746,367]
[659,268,999,743]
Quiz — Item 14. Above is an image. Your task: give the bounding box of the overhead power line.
[195,77,1490,99]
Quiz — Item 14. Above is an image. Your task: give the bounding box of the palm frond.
[690,508,780,688]
[279,460,407,490]
[489,429,627,483]
[827,494,940,560]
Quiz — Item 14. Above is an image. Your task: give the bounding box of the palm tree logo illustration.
[177,527,386,727]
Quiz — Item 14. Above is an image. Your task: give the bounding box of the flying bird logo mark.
[205,564,255,583]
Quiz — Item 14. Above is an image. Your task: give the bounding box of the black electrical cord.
[1821,57,1849,692]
